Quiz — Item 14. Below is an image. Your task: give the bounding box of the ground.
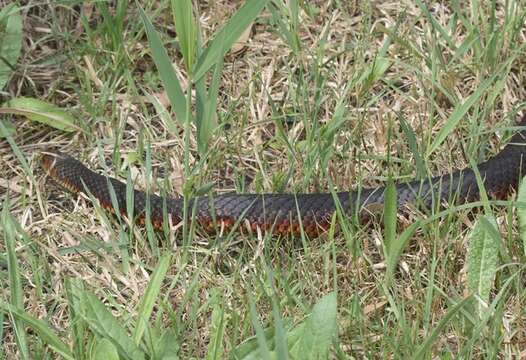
[1,0,526,358]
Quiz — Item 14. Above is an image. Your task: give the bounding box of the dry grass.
[2,0,526,358]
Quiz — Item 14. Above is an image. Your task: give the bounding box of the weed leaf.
[93,338,120,360]
[0,120,14,137]
[517,177,526,256]
[290,291,337,359]
[0,4,23,90]
[1,97,79,132]
[467,215,500,316]
[81,291,145,360]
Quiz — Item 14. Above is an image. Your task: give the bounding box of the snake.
[41,115,526,236]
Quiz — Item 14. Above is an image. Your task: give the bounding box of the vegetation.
[1,0,526,358]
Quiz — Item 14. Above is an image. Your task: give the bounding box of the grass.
[1,0,526,358]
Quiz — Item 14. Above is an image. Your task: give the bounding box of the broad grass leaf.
[517,176,526,256]
[133,254,172,344]
[386,221,421,284]
[368,57,391,82]
[92,338,120,360]
[467,215,500,316]
[80,291,145,360]
[0,4,23,90]
[138,3,188,125]
[195,58,222,153]
[193,0,269,81]
[355,57,391,94]
[171,0,197,72]
[1,97,79,132]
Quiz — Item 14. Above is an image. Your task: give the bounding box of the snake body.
[42,116,526,236]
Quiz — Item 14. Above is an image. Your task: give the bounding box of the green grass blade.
[411,296,473,359]
[193,0,269,81]
[133,254,172,344]
[413,0,455,50]
[383,123,398,284]
[386,221,421,286]
[287,0,301,52]
[137,3,188,125]
[2,200,29,359]
[426,75,497,157]
[65,278,86,360]
[248,294,272,360]
[0,303,74,359]
[0,309,4,358]
[268,272,288,360]
[140,144,160,258]
[267,1,298,54]
[206,291,226,360]
[145,91,179,134]
[197,58,223,153]
[383,177,397,257]
[399,115,426,180]
[1,119,39,182]
[171,0,197,73]
[356,57,392,95]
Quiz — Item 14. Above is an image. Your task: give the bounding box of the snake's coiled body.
[42,116,526,236]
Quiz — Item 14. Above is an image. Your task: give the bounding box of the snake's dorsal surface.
[42,115,526,236]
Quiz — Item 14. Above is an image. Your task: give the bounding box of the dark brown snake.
[42,115,526,236]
